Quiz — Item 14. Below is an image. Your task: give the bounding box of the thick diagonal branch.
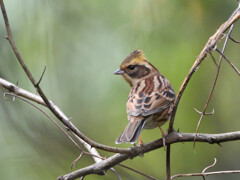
[0,0,128,154]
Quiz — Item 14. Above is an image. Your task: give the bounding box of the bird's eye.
[128,65,135,70]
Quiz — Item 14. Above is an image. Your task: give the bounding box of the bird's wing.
[127,74,175,119]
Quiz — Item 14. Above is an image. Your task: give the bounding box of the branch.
[58,131,240,180]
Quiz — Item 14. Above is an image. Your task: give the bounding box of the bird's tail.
[115,119,146,144]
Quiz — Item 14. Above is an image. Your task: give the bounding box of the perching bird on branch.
[114,50,175,146]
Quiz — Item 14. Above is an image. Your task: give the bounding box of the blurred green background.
[0,0,240,179]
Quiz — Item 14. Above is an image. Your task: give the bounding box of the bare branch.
[4,93,83,152]
[0,0,130,154]
[194,24,235,147]
[58,131,240,180]
[118,164,158,180]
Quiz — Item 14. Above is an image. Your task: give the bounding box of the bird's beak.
[113,68,124,75]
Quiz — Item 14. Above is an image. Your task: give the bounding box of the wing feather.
[127,74,175,119]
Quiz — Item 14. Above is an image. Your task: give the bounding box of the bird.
[114,50,175,146]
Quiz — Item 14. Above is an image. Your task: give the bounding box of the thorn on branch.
[35,66,46,87]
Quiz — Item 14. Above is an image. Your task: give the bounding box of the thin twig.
[215,48,240,76]
[229,36,240,43]
[193,24,235,147]
[171,158,240,179]
[202,158,217,173]
[4,92,117,176]
[118,164,158,180]
[4,93,83,151]
[71,153,84,169]
[209,52,218,67]
[110,168,122,180]
[171,170,240,179]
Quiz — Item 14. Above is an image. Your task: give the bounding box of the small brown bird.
[114,50,175,145]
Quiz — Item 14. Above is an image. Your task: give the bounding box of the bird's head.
[114,50,158,86]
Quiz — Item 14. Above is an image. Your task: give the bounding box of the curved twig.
[202,158,217,173]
